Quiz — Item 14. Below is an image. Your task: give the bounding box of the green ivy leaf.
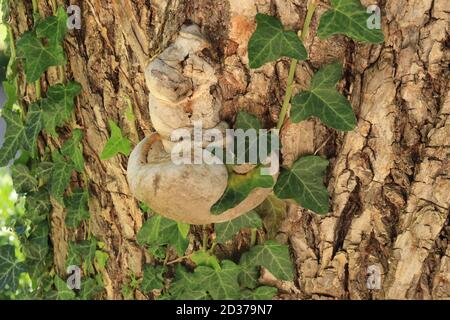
[66,239,97,275]
[2,80,17,109]
[36,6,68,46]
[51,276,76,300]
[190,251,221,271]
[317,0,384,43]
[79,277,104,300]
[10,164,38,194]
[212,167,274,215]
[64,188,90,228]
[235,111,261,131]
[248,13,307,68]
[137,215,188,256]
[0,245,25,292]
[22,222,50,267]
[241,286,278,300]
[167,265,209,300]
[0,105,25,167]
[274,155,329,214]
[23,102,43,155]
[61,129,84,173]
[177,222,190,239]
[239,241,294,289]
[16,32,65,83]
[140,265,166,293]
[215,211,262,243]
[100,121,132,160]
[94,250,109,270]
[291,63,356,131]
[32,162,54,185]
[25,189,51,224]
[195,260,241,300]
[254,195,287,239]
[41,82,81,137]
[49,151,74,205]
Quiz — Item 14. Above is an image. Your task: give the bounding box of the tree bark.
[8,0,449,300]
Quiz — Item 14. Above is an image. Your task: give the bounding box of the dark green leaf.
[49,151,74,205]
[25,189,51,224]
[317,0,384,43]
[100,121,131,160]
[11,164,38,193]
[16,32,65,82]
[140,265,166,293]
[66,239,97,274]
[52,276,76,300]
[0,105,25,167]
[36,6,68,46]
[23,102,43,154]
[64,188,90,228]
[274,155,329,214]
[168,265,209,300]
[0,245,25,291]
[61,129,84,172]
[32,162,54,185]
[79,277,103,300]
[241,286,278,300]
[235,112,261,131]
[215,210,262,243]
[195,260,241,300]
[255,195,287,239]
[137,215,188,256]
[291,63,356,131]
[212,167,274,215]
[248,13,307,68]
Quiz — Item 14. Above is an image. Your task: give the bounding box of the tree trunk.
[8,0,449,300]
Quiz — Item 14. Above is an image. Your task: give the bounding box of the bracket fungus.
[127,25,275,224]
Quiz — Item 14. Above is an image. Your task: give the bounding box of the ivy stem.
[31,0,39,15]
[250,228,258,246]
[202,225,209,250]
[275,3,317,130]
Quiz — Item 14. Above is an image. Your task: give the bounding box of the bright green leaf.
[64,188,90,228]
[291,63,356,131]
[317,0,384,43]
[274,155,329,214]
[212,167,274,215]
[32,162,54,185]
[190,250,221,271]
[94,250,109,270]
[100,120,131,160]
[177,222,190,239]
[16,32,65,83]
[248,13,307,68]
[215,210,262,243]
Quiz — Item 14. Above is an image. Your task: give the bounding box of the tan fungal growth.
[127,24,273,224]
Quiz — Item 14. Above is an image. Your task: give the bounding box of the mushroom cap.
[127,134,274,224]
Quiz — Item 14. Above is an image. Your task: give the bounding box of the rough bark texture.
[9,0,449,299]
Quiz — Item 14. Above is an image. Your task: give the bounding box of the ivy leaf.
[79,277,103,300]
[215,211,262,243]
[25,189,51,224]
[177,222,190,239]
[239,241,294,289]
[64,188,90,228]
[10,164,38,194]
[49,151,74,205]
[255,195,287,239]
[41,82,81,137]
[241,286,278,300]
[52,276,76,300]
[61,129,84,173]
[32,162,54,185]
[168,265,209,300]
[317,0,384,43]
[212,167,274,215]
[190,251,221,271]
[100,121,132,160]
[16,32,65,83]
[2,80,17,109]
[66,239,97,274]
[36,6,68,46]
[0,245,25,292]
[23,102,43,155]
[235,111,261,131]
[140,265,166,293]
[291,63,356,131]
[22,222,49,267]
[248,13,307,68]
[195,260,242,300]
[0,105,25,167]
[137,215,189,256]
[274,155,329,214]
